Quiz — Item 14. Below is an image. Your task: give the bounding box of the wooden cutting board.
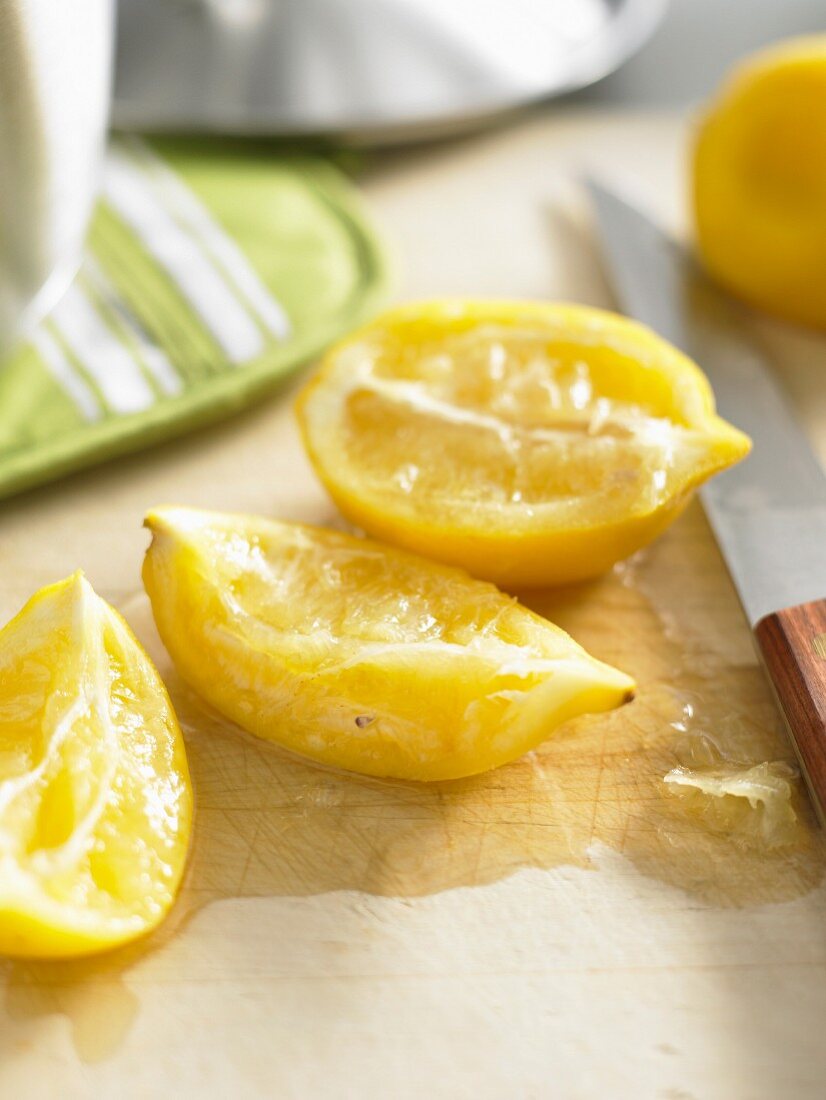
[2,112,826,1099]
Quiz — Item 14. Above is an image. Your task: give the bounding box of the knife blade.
[588,180,826,823]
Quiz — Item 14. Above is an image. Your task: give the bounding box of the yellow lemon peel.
[694,36,826,329]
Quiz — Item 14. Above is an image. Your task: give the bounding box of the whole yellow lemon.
[693,37,826,329]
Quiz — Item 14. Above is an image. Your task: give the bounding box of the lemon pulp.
[665,762,798,849]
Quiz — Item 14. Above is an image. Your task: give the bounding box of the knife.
[587,180,826,825]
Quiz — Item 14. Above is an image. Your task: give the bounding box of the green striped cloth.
[0,135,388,499]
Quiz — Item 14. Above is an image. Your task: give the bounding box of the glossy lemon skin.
[143,508,635,782]
[324,488,695,591]
[296,300,750,587]
[694,37,826,329]
[0,574,192,959]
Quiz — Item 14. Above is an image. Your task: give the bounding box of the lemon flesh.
[0,574,192,959]
[694,37,826,329]
[296,301,750,587]
[143,508,635,781]
[664,762,798,849]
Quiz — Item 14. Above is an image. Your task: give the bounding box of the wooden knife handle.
[755,599,826,824]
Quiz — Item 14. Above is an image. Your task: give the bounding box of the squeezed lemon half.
[143,507,635,781]
[694,37,826,329]
[296,300,750,586]
[0,573,192,959]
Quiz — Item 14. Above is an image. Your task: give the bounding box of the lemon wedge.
[0,573,192,959]
[296,300,750,586]
[143,508,635,781]
[694,37,826,329]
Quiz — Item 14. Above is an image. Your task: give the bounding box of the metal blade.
[587,180,826,626]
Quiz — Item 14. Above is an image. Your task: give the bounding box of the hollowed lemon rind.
[297,300,751,586]
[143,507,635,782]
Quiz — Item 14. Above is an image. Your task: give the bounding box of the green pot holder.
[0,136,388,501]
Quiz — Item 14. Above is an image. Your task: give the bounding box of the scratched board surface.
[1,114,826,1099]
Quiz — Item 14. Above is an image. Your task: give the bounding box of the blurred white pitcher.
[0,0,112,352]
